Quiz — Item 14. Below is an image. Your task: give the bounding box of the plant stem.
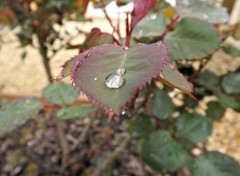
[70,115,95,152]
[92,133,131,176]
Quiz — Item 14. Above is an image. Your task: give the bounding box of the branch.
[92,133,131,176]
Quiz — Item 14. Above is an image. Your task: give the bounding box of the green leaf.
[43,82,79,105]
[57,104,97,119]
[165,18,220,60]
[206,101,225,120]
[0,98,42,137]
[133,12,166,39]
[223,46,240,57]
[139,130,187,173]
[176,113,212,143]
[90,33,114,47]
[221,72,240,95]
[71,42,169,113]
[199,70,219,89]
[191,151,240,176]
[215,90,240,109]
[176,0,229,24]
[125,114,156,138]
[150,89,174,119]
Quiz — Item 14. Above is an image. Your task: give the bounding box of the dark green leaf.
[150,89,174,119]
[221,72,240,94]
[176,0,229,24]
[57,104,97,119]
[176,113,212,143]
[223,46,240,57]
[125,114,156,138]
[43,82,79,105]
[215,90,240,109]
[165,18,220,59]
[199,70,219,89]
[206,101,225,120]
[71,42,169,113]
[191,151,240,176]
[139,130,187,173]
[0,98,42,137]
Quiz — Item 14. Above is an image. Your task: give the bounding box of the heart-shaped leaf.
[165,17,220,60]
[176,0,229,24]
[0,98,42,137]
[71,42,169,113]
[191,151,240,176]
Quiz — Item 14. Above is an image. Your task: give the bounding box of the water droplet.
[122,46,128,51]
[150,14,157,20]
[116,68,126,75]
[121,111,126,115]
[105,73,125,89]
[94,77,98,81]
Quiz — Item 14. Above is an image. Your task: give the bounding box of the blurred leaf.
[206,101,225,120]
[223,46,240,57]
[139,130,187,173]
[199,70,219,89]
[125,114,156,138]
[150,89,174,119]
[57,104,97,119]
[221,72,240,94]
[43,82,79,105]
[191,151,240,176]
[90,33,114,47]
[215,89,240,109]
[71,42,169,113]
[21,51,27,60]
[0,98,42,137]
[165,18,220,59]
[133,12,166,40]
[176,0,229,24]
[176,113,212,143]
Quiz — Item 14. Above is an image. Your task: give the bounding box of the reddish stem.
[125,13,131,47]
[162,15,181,41]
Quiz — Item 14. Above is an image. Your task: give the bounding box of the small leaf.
[199,70,219,89]
[191,151,240,176]
[176,0,229,24]
[130,0,158,30]
[124,114,156,138]
[176,113,212,143]
[89,33,114,47]
[133,12,166,40]
[165,17,220,59]
[206,101,225,120]
[81,28,102,51]
[150,89,174,119]
[221,72,240,95]
[223,46,240,57]
[57,104,97,119]
[139,130,187,173]
[157,64,195,99]
[43,82,79,105]
[71,42,169,113]
[0,98,42,137]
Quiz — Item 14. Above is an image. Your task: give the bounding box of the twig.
[162,15,180,40]
[70,115,95,152]
[92,133,131,176]
[54,114,69,169]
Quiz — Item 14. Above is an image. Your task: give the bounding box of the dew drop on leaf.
[105,73,125,89]
[116,68,126,75]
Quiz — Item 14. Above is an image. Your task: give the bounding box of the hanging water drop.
[105,73,125,89]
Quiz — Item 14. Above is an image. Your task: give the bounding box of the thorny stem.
[70,114,95,152]
[92,133,131,176]
[99,0,122,42]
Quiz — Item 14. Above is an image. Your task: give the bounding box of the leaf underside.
[71,42,169,113]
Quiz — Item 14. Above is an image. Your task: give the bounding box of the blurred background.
[0,0,240,176]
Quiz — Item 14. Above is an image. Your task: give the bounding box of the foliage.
[1,0,240,175]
